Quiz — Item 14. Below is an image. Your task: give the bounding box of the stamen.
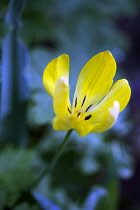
[77,112,81,117]
[85,114,92,120]
[68,107,72,114]
[81,95,86,107]
[85,104,93,112]
[75,97,77,108]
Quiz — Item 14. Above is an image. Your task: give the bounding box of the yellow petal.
[53,115,75,132]
[91,101,120,133]
[75,122,94,137]
[89,79,131,123]
[72,51,116,111]
[53,77,71,117]
[43,54,69,98]
[53,115,94,137]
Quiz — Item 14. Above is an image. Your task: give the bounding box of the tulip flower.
[43,51,131,137]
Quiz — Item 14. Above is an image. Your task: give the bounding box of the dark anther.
[75,97,77,108]
[85,114,92,120]
[85,104,92,112]
[77,112,81,117]
[81,95,86,107]
[68,107,72,114]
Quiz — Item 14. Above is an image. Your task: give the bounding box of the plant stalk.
[33,129,73,188]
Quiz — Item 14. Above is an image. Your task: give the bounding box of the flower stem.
[48,129,73,174]
[33,129,73,188]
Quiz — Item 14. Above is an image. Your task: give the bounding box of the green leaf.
[14,203,40,210]
[105,179,119,210]
[0,147,36,208]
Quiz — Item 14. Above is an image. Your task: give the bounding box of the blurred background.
[0,0,140,209]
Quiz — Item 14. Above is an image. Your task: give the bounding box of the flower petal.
[53,115,75,132]
[90,101,120,133]
[43,54,69,98]
[89,79,131,123]
[73,51,116,110]
[53,77,71,117]
[53,115,94,137]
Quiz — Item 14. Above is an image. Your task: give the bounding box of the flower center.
[67,95,92,121]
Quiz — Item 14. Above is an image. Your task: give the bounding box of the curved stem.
[33,129,73,188]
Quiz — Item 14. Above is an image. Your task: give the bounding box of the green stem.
[33,129,73,188]
[48,129,73,174]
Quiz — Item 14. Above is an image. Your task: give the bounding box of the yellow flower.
[43,51,131,137]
